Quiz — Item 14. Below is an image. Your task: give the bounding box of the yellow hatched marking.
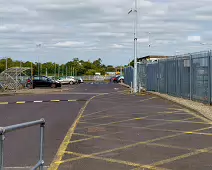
[60,151,169,170]
[48,94,105,170]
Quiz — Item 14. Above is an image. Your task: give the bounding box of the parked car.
[57,76,77,85]
[76,77,84,84]
[27,76,61,88]
[112,75,121,83]
[117,75,124,83]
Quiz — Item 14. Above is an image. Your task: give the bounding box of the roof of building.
[138,55,169,60]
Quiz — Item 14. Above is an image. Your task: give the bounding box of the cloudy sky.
[0,0,211,65]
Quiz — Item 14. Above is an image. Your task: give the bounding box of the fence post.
[189,54,192,100]
[0,131,5,170]
[165,61,168,94]
[175,56,178,96]
[39,122,45,170]
[130,82,133,94]
[208,50,211,104]
[157,60,160,92]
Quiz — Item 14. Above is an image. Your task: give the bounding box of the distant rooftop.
[138,55,169,60]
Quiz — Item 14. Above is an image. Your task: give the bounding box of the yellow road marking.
[143,118,210,125]
[0,102,9,105]
[60,151,169,170]
[82,107,113,117]
[184,131,193,134]
[140,97,157,102]
[70,131,124,144]
[77,113,196,130]
[63,133,183,163]
[145,143,195,151]
[16,101,25,104]
[48,94,104,170]
[81,115,113,121]
[50,100,60,102]
[135,118,143,120]
[82,96,159,118]
[183,109,212,124]
[104,117,196,130]
[68,99,77,102]
[151,147,212,166]
[72,133,194,152]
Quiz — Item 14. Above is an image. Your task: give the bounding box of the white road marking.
[33,101,43,103]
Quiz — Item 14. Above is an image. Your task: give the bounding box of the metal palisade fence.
[124,50,212,104]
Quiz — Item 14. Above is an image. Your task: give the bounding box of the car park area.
[1,83,212,170]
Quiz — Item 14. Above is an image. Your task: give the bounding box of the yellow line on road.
[50,100,60,102]
[143,118,210,125]
[183,109,212,124]
[63,133,183,163]
[16,101,25,104]
[68,99,77,102]
[77,111,192,130]
[70,131,124,144]
[0,102,8,105]
[140,97,157,102]
[61,151,169,170]
[72,133,195,152]
[151,147,212,166]
[48,94,104,170]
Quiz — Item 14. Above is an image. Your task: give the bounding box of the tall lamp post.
[36,43,42,76]
[128,0,138,93]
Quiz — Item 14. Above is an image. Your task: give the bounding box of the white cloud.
[138,38,149,43]
[111,44,124,49]
[187,36,201,42]
[54,41,85,47]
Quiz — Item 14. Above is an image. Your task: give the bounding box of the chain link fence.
[124,50,212,104]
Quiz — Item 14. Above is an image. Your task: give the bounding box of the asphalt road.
[2,83,212,170]
[0,82,123,169]
[50,83,212,170]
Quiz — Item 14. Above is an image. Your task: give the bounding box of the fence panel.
[137,64,147,89]
[192,51,210,103]
[146,63,158,91]
[158,60,166,93]
[124,66,133,86]
[124,50,212,104]
[178,55,191,99]
[167,59,177,96]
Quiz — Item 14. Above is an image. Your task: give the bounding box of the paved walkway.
[49,86,212,170]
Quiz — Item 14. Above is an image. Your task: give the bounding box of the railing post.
[39,121,45,170]
[0,130,5,170]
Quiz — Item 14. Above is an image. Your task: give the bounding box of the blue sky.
[0,0,211,66]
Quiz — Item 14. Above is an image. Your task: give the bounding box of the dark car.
[27,76,61,88]
[112,75,120,83]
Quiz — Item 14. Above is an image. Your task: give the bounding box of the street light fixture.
[128,0,138,93]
